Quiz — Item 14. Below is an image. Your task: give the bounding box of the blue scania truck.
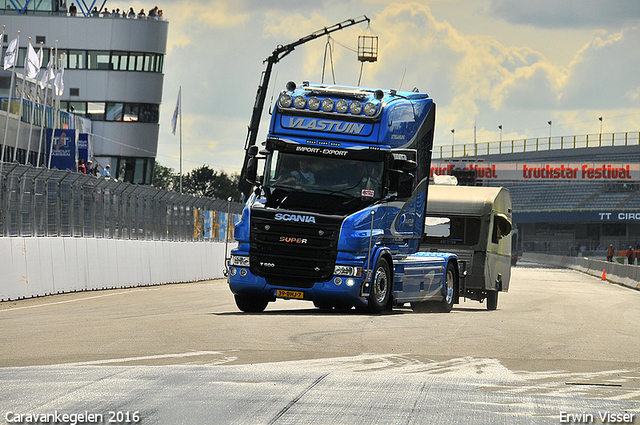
[227,81,460,313]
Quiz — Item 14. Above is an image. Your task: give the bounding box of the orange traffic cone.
[602,269,607,280]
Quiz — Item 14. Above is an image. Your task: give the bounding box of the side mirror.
[402,160,417,171]
[245,146,259,185]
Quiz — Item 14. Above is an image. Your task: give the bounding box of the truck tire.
[234,294,269,313]
[440,262,456,313]
[486,290,498,311]
[368,257,391,314]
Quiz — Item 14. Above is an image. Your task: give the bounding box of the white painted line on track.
[0,287,159,313]
[55,351,237,366]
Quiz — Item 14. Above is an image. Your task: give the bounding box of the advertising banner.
[77,133,90,164]
[47,129,76,171]
[431,161,640,181]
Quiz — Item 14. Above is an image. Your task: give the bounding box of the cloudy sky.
[133,0,639,174]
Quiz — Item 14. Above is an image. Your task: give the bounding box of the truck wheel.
[486,290,498,311]
[234,294,269,313]
[440,262,456,313]
[368,257,391,314]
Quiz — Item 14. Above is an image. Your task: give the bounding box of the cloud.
[490,0,640,29]
[561,27,640,109]
[152,0,640,172]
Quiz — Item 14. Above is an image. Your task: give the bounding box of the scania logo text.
[274,213,316,223]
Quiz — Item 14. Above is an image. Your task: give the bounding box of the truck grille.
[249,210,342,285]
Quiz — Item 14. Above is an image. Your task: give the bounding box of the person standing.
[606,244,615,262]
[626,246,635,265]
[103,164,111,178]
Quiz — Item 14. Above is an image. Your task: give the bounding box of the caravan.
[422,185,513,310]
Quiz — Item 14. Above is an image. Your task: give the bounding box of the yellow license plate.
[275,289,304,299]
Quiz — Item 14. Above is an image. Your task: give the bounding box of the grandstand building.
[0,1,168,184]
[432,132,640,256]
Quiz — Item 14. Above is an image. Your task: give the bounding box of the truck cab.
[228,82,459,313]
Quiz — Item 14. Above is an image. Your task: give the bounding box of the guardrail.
[0,163,243,241]
[434,131,640,159]
[522,252,640,291]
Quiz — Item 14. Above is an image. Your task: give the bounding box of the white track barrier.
[522,252,640,291]
[1,238,234,301]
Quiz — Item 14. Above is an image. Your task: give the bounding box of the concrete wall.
[523,252,640,291]
[0,237,233,301]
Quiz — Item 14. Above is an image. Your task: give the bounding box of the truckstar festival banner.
[431,161,640,181]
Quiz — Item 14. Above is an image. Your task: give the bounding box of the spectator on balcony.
[68,2,77,15]
[127,7,135,18]
[103,164,111,178]
[78,158,87,174]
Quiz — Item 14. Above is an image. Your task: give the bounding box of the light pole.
[599,116,603,134]
[498,125,502,142]
[548,120,552,139]
[451,129,455,144]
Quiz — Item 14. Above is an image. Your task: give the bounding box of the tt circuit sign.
[517,210,640,224]
[431,162,640,181]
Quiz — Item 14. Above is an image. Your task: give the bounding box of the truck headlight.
[335,99,348,113]
[308,96,320,110]
[364,101,377,116]
[321,98,334,112]
[279,93,292,108]
[349,101,362,115]
[231,255,250,267]
[294,95,306,109]
[334,265,362,277]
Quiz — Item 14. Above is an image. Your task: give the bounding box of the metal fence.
[0,163,244,241]
[434,131,640,159]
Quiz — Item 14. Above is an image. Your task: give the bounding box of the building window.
[87,102,105,121]
[106,103,123,121]
[70,88,80,96]
[123,104,139,122]
[87,51,111,70]
[66,50,86,69]
[62,101,159,123]
[35,36,46,44]
[111,52,128,71]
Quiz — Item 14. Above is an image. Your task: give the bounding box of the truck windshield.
[262,151,385,215]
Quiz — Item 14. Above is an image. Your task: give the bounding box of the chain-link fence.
[0,163,244,241]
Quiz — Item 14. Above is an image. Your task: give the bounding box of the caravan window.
[424,216,481,245]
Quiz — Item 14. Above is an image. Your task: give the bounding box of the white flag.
[171,87,180,135]
[54,62,65,96]
[3,37,18,70]
[25,43,40,79]
[39,54,55,89]
[37,45,43,67]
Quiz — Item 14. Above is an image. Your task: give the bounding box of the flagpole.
[0,25,4,166]
[37,48,53,167]
[2,31,19,164]
[179,86,182,194]
[12,36,32,163]
[27,42,43,165]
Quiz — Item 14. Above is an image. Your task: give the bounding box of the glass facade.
[61,101,159,123]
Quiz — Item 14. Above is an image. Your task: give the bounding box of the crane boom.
[239,15,370,198]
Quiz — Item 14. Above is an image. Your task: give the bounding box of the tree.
[153,162,178,191]
[183,165,242,202]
